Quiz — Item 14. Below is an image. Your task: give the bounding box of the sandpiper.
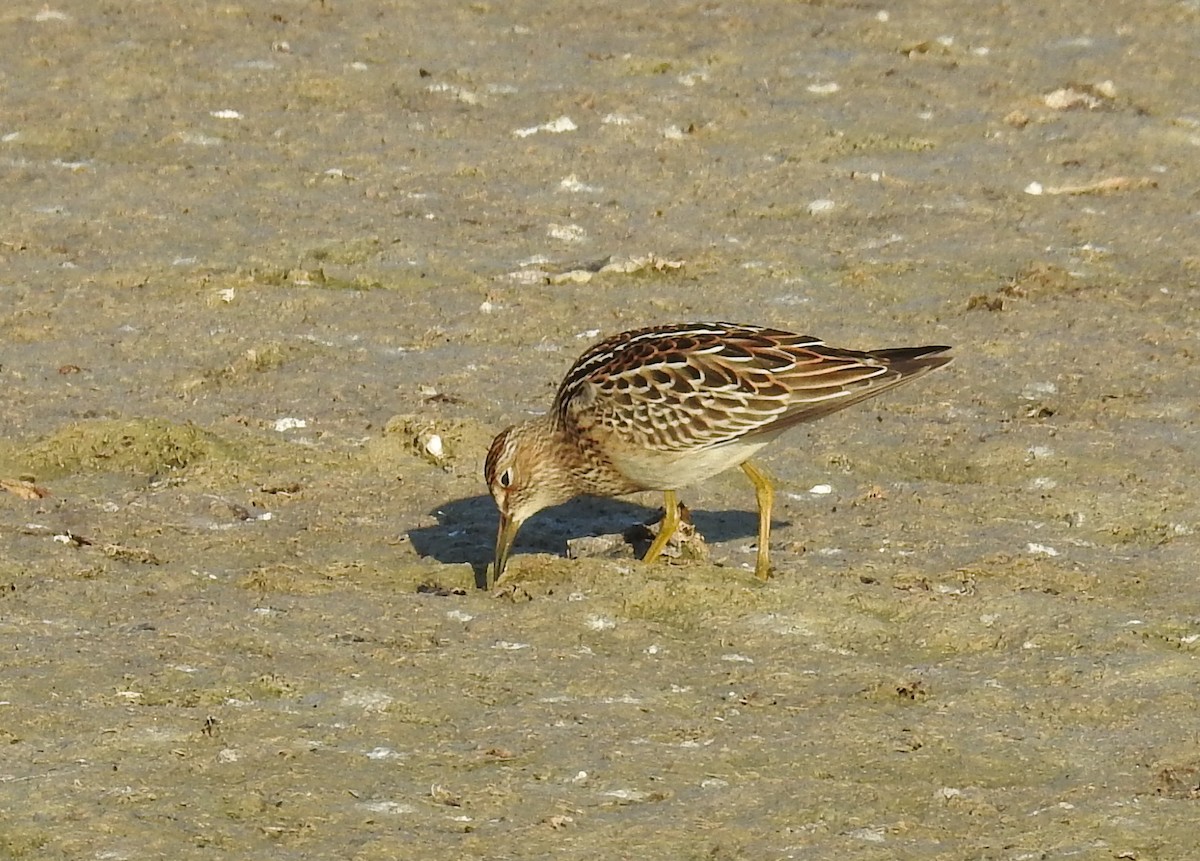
[485,322,951,583]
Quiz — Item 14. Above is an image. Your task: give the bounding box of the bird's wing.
[555,323,950,453]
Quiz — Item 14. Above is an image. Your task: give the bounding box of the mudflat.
[2,2,1198,858]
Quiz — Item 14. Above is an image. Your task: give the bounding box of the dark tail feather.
[867,344,954,377]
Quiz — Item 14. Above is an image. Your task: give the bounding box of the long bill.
[492,511,520,584]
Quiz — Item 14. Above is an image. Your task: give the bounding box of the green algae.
[19,418,236,479]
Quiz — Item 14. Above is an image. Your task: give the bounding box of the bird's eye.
[498,468,513,489]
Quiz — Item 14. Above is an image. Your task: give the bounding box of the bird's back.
[553,323,951,458]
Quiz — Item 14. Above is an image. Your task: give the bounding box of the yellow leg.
[741,461,774,580]
[642,489,680,564]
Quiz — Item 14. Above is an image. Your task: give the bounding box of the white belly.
[608,436,775,492]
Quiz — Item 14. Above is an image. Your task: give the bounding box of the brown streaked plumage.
[484,322,952,583]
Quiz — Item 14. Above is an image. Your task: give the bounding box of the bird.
[484,322,952,584]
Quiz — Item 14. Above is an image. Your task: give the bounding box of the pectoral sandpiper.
[485,322,951,584]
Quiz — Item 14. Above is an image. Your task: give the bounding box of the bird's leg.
[642,489,681,564]
[741,461,774,580]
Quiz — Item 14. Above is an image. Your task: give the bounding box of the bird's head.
[484,418,578,580]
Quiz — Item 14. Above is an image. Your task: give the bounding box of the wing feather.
[554,323,950,452]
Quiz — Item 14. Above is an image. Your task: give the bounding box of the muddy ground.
[2,1,1199,858]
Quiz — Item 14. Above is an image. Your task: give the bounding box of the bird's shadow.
[408,494,783,589]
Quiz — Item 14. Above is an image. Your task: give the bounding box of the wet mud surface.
[2,1,1199,858]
